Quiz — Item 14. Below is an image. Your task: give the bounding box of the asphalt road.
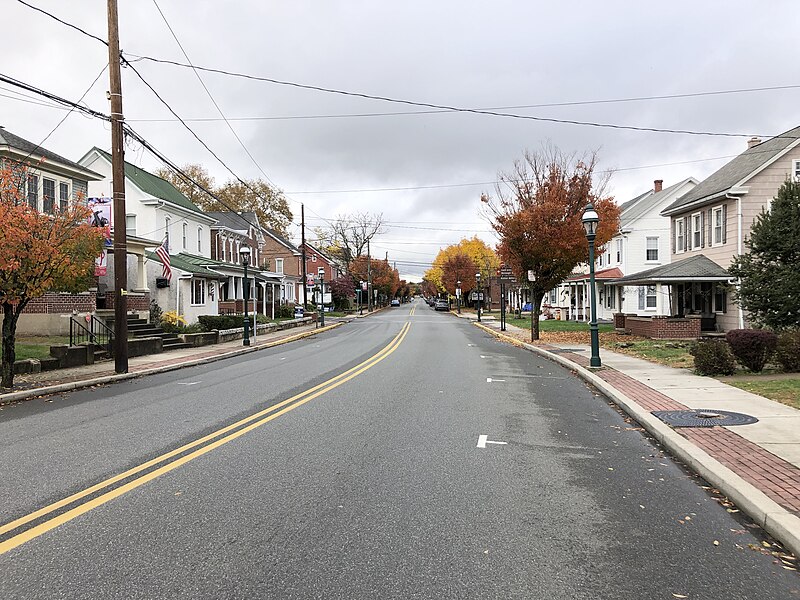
[1,300,798,599]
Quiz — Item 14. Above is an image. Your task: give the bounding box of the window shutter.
[708,209,713,246]
[671,219,676,254]
[722,204,727,244]
[685,216,691,250]
[700,211,705,248]
[638,286,645,310]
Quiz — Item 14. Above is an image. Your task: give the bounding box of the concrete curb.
[473,321,800,557]
[0,323,343,405]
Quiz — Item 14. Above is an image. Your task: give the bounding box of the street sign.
[500,266,514,282]
[527,269,536,282]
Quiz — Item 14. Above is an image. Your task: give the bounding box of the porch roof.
[565,267,624,283]
[606,254,732,286]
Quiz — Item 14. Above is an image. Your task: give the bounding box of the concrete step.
[127,322,156,331]
[162,342,192,351]
[130,327,165,337]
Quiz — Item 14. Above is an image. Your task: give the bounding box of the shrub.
[690,339,736,376]
[198,314,247,331]
[775,330,800,373]
[725,329,778,372]
[161,310,187,333]
[149,299,163,325]
[277,304,295,319]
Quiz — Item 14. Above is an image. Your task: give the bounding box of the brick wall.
[25,292,95,314]
[104,291,150,311]
[621,314,701,339]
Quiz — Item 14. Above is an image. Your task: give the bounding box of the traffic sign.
[499,266,514,282]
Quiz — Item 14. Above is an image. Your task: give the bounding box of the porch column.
[655,283,664,315]
[136,253,146,290]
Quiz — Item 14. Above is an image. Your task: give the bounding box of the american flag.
[155,238,172,281]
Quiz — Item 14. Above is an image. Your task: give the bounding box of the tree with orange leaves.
[482,146,619,340]
[348,256,401,304]
[0,161,105,388]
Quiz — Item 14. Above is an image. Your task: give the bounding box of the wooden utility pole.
[107,0,128,373]
[367,238,372,312]
[301,204,308,309]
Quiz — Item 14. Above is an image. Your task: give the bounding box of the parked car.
[434,299,449,311]
[390,298,400,307]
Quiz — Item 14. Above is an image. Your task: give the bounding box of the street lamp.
[456,280,461,314]
[476,272,482,322]
[317,267,325,327]
[582,203,601,367]
[240,245,251,347]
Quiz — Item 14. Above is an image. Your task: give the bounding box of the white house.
[78,148,219,324]
[553,178,697,321]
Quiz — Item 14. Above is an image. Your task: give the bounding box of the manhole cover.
[652,409,759,428]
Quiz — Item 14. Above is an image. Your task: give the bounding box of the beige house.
[616,125,800,334]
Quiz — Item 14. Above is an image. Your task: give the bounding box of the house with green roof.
[79,148,219,324]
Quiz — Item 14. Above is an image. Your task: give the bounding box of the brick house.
[0,128,105,334]
[299,242,344,306]
[207,211,283,317]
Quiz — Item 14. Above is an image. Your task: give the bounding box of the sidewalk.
[470,316,800,557]
[0,321,343,405]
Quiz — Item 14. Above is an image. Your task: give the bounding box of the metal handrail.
[90,315,114,354]
[69,315,115,355]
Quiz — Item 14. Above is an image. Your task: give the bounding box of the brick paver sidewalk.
[545,345,800,516]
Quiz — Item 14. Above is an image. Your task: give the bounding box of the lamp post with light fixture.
[581,203,601,367]
[476,272,481,322]
[456,280,461,314]
[240,245,251,347]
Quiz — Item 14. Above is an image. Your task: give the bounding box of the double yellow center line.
[0,320,411,555]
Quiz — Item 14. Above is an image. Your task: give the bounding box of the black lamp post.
[476,272,481,322]
[456,280,461,314]
[582,203,601,367]
[240,245,251,347]
[317,267,325,327]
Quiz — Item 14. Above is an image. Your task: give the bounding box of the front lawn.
[723,377,800,410]
[505,317,614,333]
[606,339,695,369]
[4,336,70,361]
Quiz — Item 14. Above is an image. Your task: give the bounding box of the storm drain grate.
[652,409,759,428]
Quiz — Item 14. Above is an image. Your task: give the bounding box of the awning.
[606,255,732,286]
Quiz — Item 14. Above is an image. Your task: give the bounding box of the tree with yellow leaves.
[425,236,499,293]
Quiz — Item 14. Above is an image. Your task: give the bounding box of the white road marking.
[467,343,476,347]
[477,434,507,449]
[480,355,487,358]
[177,382,200,386]
[486,378,506,383]
[280,357,286,360]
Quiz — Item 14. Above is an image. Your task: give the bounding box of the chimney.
[747,137,761,150]
[654,179,663,193]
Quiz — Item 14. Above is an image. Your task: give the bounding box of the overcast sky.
[3,1,799,280]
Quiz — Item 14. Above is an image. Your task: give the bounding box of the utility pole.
[367,238,372,312]
[107,0,128,373]
[301,204,308,309]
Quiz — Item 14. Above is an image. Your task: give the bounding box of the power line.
[125,54,788,140]
[150,0,279,189]
[0,72,110,122]
[15,0,108,46]
[21,63,108,164]
[125,83,800,123]
[15,0,797,141]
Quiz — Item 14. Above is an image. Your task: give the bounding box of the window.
[646,285,657,308]
[197,227,202,253]
[275,258,284,274]
[616,239,622,263]
[692,213,702,248]
[59,182,69,211]
[646,237,659,261]
[675,218,685,253]
[598,253,603,267]
[27,174,39,210]
[794,159,800,181]
[548,289,557,303]
[714,285,727,313]
[182,223,187,250]
[311,255,317,262]
[126,215,136,236]
[604,286,616,309]
[712,206,724,245]
[165,216,171,249]
[191,278,205,305]
[42,178,55,213]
